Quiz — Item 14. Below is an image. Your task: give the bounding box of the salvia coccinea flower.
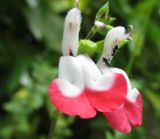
[97,27,142,133]
[48,3,142,133]
[49,54,128,118]
[49,7,128,119]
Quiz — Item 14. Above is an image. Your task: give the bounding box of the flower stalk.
[48,111,60,139]
[48,118,57,139]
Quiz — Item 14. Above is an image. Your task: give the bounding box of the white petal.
[104,26,126,54]
[98,26,130,64]
[62,8,81,56]
[57,79,83,97]
[126,88,140,102]
[77,55,115,90]
[58,56,84,97]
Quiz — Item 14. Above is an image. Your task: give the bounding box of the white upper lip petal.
[98,26,131,65]
[104,26,130,51]
[62,8,81,56]
[77,55,115,90]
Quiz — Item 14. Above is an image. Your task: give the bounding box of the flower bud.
[94,21,108,35]
[95,21,107,30]
[62,8,81,56]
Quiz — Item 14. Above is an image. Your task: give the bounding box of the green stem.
[48,112,59,139]
[86,26,97,39]
[48,118,57,139]
[126,54,135,75]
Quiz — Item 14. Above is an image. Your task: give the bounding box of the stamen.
[112,45,118,56]
[69,49,74,56]
[103,58,110,66]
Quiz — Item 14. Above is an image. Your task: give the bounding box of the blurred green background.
[0,0,160,139]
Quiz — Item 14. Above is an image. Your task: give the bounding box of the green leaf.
[105,132,115,139]
[25,5,63,52]
[96,2,109,20]
[146,90,160,110]
[25,0,38,8]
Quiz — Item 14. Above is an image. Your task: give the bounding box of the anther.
[103,57,110,66]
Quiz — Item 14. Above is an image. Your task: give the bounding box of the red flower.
[95,26,143,133]
[49,55,128,119]
[102,69,142,133]
[48,6,142,134]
